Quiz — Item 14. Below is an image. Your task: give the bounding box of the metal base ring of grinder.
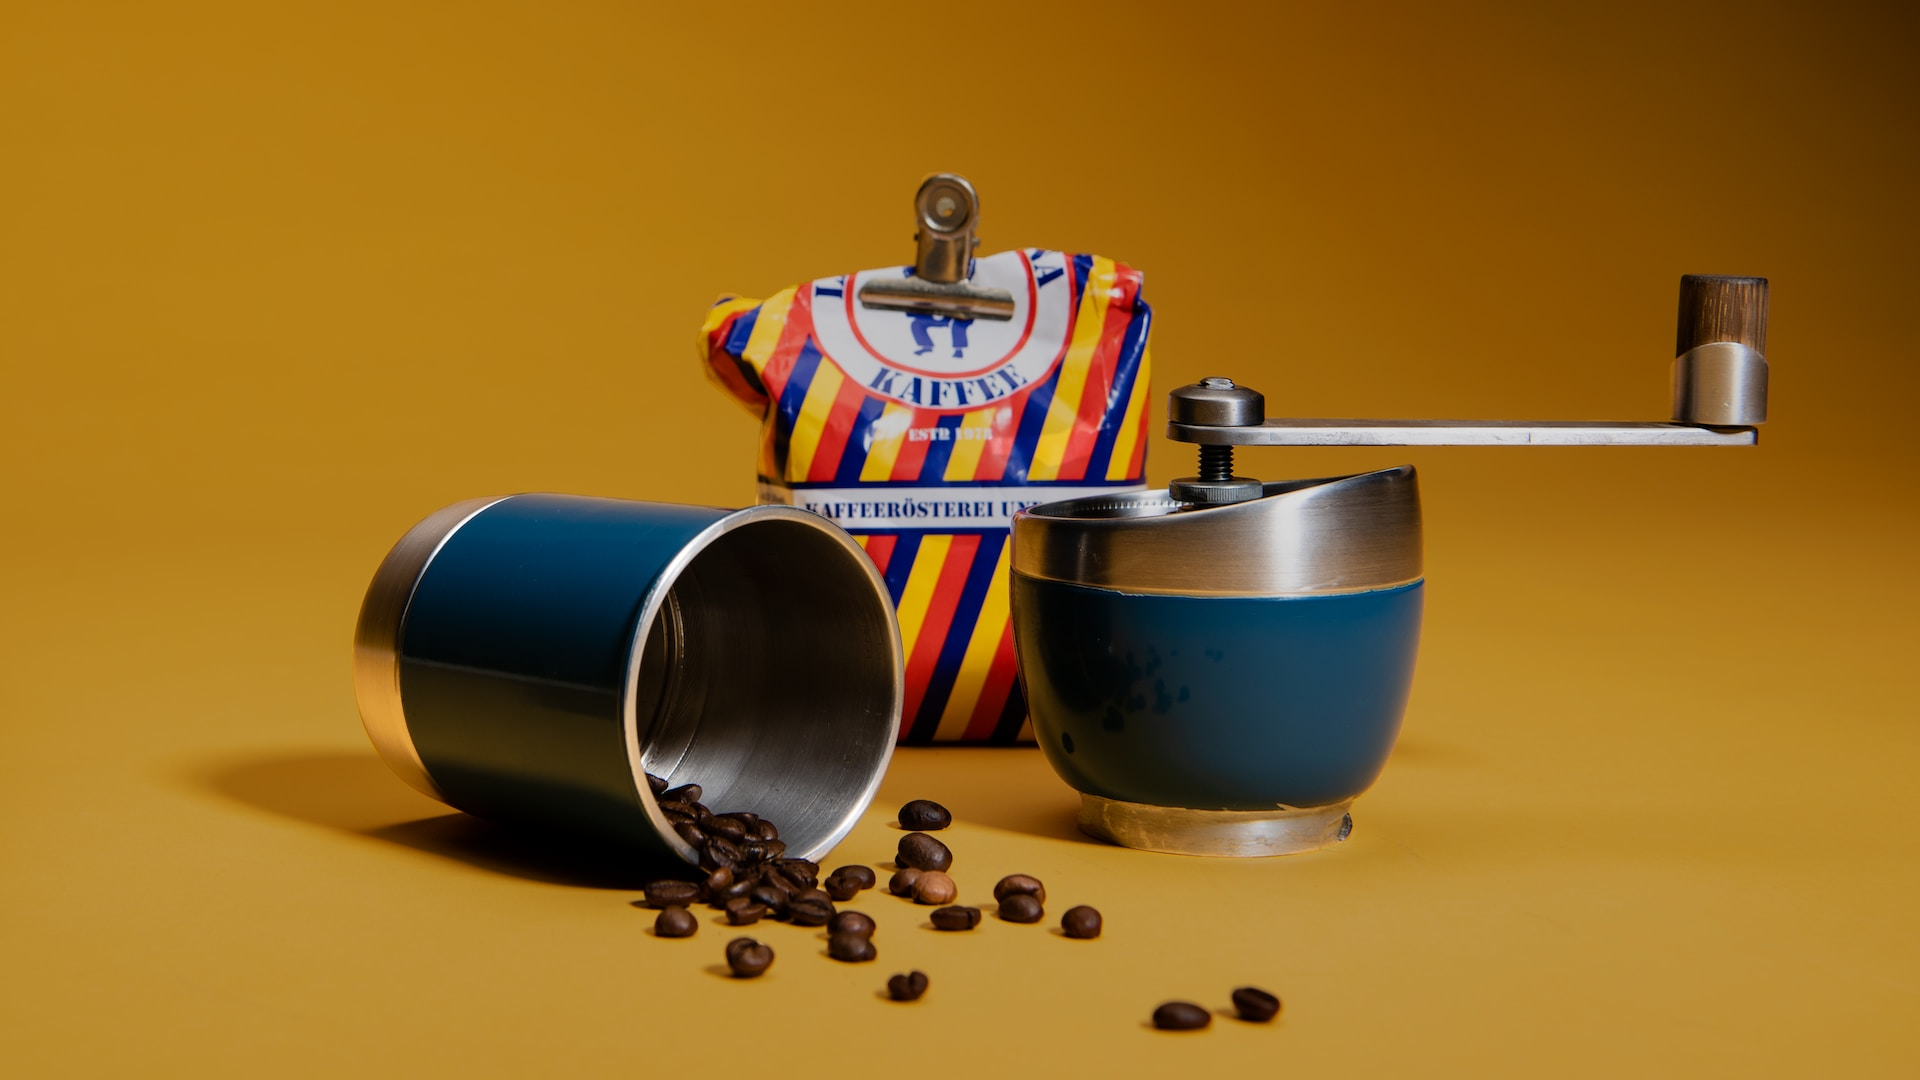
[1078,795,1355,857]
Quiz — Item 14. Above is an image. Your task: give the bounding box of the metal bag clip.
[857,173,1016,321]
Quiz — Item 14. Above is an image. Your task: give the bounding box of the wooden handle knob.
[1676,274,1768,356]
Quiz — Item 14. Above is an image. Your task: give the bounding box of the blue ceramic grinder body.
[1011,466,1424,857]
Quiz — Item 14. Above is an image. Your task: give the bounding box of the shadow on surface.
[877,747,1087,844]
[200,750,659,889]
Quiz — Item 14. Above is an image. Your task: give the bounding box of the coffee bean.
[827,931,877,963]
[774,859,820,888]
[897,833,953,873]
[657,799,696,818]
[911,871,957,906]
[724,811,759,829]
[663,783,703,805]
[708,815,749,842]
[725,937,773,978]
[749,884,789,917]
[752,820,780,842]
[997,894,1043,924]
[828,911,876,938]
[831,865,877,891]
[701,837,744,871]
[724,899,768,926]
[704,866,734,893]
[675,822,708,849]
[1152,1002,1211,1031]
[793,888,832,907]
[993,874,1046,905]
[886,970,930,1002]
[1060,905,1102,939]
[888,867,922,897]
[740,838,787,863]
[788,898,835,926]
[825,875,862,902]
[929,905,981,931]
[898,799,952,831]
[643,880,703,909]
[653,905,697,938]
[645,772,669,795]
[1231,987,1281,1023]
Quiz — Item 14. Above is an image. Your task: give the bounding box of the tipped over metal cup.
[354,494,903,865]
[1010,467,1424,856]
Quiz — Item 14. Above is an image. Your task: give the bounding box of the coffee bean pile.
[636,791,1280,1027]
[638,773,878,936]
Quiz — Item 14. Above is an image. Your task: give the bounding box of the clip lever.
[857,173,1016,321]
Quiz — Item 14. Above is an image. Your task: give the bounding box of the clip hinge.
[858,173,1015,321]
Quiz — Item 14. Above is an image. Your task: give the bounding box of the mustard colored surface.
[3,2,1916,1076]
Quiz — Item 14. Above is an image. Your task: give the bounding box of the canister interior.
[629,516,898,861]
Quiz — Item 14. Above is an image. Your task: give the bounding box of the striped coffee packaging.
[699,248,1152,744]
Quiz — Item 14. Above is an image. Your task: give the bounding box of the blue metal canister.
[1010,467,1423,856]
[353,494,903,866]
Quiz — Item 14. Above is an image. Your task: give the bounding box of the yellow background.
[4,1,1916,1075]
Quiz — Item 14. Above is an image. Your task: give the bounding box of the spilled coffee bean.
[724,899,768,926]
[1152,1002,1211,1031]
[887,970,929,1002]
[897,832,953,872]
[911,871,957,906]
[642,880,702,909]
[788,898,835,927]
[828,931,877,963]
[725,937,774,978]
[898,799,951,831]
[828,911,876,938]
[993,874,1046,905]
[1060,905,1102,939]
[653,905,697,938]
[888,867,922,897]
[1231,986,1281,1023]
[930,905,981,931]
[998,893,1043,924]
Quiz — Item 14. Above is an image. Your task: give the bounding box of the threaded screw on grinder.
[1167,377,1267,505]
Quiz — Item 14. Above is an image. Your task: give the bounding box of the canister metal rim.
[352,495,512,802]
[620,504,905,865]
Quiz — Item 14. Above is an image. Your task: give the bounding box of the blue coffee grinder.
[1010,276,1769,856]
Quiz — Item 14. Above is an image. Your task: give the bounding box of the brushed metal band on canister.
[1010,466,1423,597]
[352,494,903,865]
[352,495,508,802]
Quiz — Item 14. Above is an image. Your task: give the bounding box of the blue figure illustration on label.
[909,314,971,358]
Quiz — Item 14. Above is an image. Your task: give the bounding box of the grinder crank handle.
[1165,275,1770,503]
[1167,275,1769,448]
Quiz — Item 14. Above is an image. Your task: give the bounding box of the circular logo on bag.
[810,249,1074,410]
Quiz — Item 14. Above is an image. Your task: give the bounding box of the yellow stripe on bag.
[860,403,912,481]
[740,288,797,373]
[1105,343,1152,480]
[942,404,999,481]
[892,535,952,661]
[786,360,845,480]
[931,541,1013,742]
[1027,257,1115,481]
